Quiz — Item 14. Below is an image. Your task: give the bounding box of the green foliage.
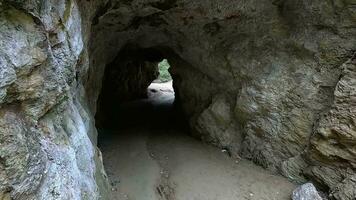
[157,59,172,82]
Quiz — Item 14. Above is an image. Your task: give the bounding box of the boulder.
[292,183,323,200]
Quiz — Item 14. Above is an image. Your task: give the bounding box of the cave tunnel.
[93,45,297,199]
[94,44,188,130]
[82,0,351,198]
[1,0,355,199]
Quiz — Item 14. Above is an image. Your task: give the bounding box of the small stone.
[292,183,322,200]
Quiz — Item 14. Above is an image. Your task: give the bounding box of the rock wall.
[307,55,356,199]
[0,0,111,199]
[0,0,355,199]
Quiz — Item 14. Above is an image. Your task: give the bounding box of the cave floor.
[98,81,296,200]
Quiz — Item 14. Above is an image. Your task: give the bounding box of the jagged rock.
[281,155,309,183]
[292,183,322,200]
[330,175,356,200]
[195,94,242,155]
[0,1,111,200]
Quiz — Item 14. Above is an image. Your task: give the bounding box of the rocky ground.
[98,82,296,200]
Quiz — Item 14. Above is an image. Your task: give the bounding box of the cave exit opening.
[146,59,175,112]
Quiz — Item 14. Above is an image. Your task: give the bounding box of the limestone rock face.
[0,0,111,199]
[0,0,355,199]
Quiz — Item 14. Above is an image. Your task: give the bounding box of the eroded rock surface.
[0,0,355,199]
[0,1,111,199]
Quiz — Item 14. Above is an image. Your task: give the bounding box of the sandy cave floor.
[98,81,297,200]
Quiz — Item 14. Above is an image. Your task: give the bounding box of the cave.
[95,45,186,130]
[0,1,355,200]
[94,46,297,199]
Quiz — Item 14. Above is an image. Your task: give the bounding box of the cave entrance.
[95,46,190,199]
[94,45,296,200]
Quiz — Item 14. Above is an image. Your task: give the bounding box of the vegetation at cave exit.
[157,59,172,83]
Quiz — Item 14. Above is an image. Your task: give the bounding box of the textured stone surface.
[0,0,355,199]
[307,55,356,199]
[88,0,356,198]
[195,94,242,155]
[0,0,111,199]
[292,183,322,200]
[310,55,356,165]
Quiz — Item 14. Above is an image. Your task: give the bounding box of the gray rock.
[292,183,323,200]
[0,1,111,200]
